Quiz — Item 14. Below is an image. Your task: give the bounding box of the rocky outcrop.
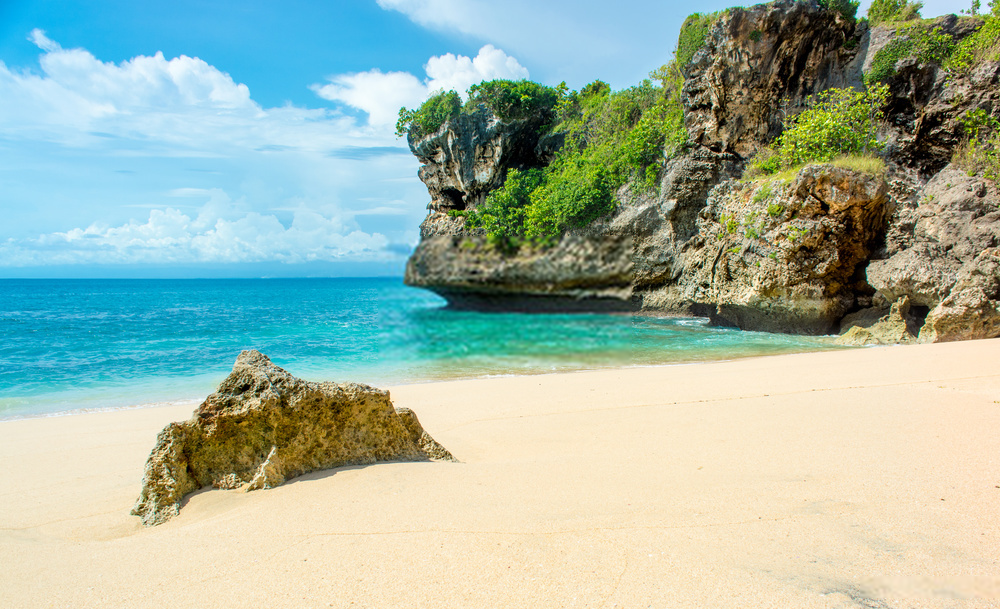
[858,167,1000,342]
[405,221,635,311]
[132,351,453,526]
[410,105,559,217]
[660,166,890,334]
[836,296,919,345]
[874,16,999,175]
[402,0,1000,343]
[684,0,863,157]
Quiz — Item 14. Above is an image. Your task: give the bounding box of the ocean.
[0,277,840,419]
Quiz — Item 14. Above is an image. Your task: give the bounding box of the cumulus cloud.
[2,190,390,266]
[0,31,430,269]
[311,44,528,127]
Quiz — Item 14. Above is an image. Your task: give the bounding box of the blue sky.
[0,0,970,278]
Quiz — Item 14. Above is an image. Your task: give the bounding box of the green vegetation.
[395,80,561,138]
[866,0,923,26]
[954,108,1000,182]
[464,61,688,248]
[865,0,999,83]
[676,12,722,68]
[818,0,862,21]
[829,154,888,174]
[465,80,560,121]
[395,90,462,138]
[946,1,1000,73]
[864,22,957,85]
[747,84,889,177]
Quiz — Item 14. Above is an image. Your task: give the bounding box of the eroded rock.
[836,296,920,345]
[666,165,891,334]
[132,351,454,526]
[868,167,1000,341]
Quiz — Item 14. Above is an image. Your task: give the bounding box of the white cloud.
[2,190,390,266]
[312,69,426,127]
[311,44,528,127]
[425,45,529,93]
[0,32,432,270]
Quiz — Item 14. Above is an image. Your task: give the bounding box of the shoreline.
[2,339,999,607]
[1,332,846,422]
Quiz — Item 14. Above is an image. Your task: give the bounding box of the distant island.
[398,0,1000,345]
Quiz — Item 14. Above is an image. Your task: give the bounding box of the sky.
[0,0,972,278]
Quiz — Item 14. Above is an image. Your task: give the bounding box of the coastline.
[2,340,999,607]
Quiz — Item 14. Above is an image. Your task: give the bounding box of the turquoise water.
[0,278,840,419]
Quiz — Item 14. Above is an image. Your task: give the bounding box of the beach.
[2,339,999,608]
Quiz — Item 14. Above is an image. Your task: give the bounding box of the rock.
[404,215,636,311]
[868,167,1000,341]
[919,249,1000,342]
[132,351,454,526]
[409,105,555,219]
[683,0,863,157]
[666,165,890,334]
[836,296,919,345]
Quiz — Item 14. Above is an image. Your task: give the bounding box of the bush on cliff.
[747,84,889,176]
[463,168,544,247]
[396,80,561,139]
[465,63,687,248]
[866,0,923,26]
[676,12,722,69]
[465,80,560,121]
[864,22,959,85]
[946,1,1000,73]
[395,90,461,138]
[818,0,862,21]
[954,108,1000,182]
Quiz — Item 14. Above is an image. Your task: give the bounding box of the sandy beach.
[2,340,999,608]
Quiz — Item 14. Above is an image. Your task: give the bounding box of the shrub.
[775,85,889,166]
[954,108,1000,182]
[819,0,862,21]
[463,60,689,247]
[395,90,461,138]
[465,80,560,121]
[867,0,923,25]
[865,37,916,84]
[524,159,616,243]
[676,12,721,69]
[945,4,1000,74]
[464,168,544,248]
[395,81,561,139]
[746,85,888,178]
[864,24,956,85]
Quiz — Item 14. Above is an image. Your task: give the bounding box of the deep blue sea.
[0,277,841,419]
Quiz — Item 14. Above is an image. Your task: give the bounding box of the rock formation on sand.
[402,0,1000,342]
[132,351,454,526]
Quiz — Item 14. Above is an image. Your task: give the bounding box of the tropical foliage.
[463,63,687,248]
[866,0,923,26]
[748,84,889,176]
[954,108,1000,182]
[394,90,461,138]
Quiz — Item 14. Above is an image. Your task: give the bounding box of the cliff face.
[404,0,1000,341]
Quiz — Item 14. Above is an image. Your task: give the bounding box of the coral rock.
[132,350,454,526]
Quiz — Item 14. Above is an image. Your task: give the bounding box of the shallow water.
[0,277,841,418]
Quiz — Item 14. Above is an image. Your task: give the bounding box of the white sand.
[2,340,999,608]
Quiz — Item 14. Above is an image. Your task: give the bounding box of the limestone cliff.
[403,0,1000,341]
